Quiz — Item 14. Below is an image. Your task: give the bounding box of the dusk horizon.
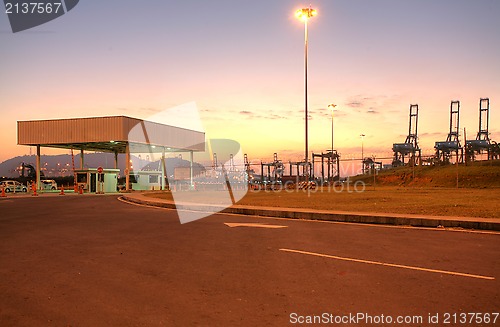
[1,0,499,165]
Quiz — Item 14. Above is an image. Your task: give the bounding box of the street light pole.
[360,134,365,159]
[296,7,317,181]
[328,104,336,182]
[360,134,365,174]
[304,19,309,179]
[328,104,336,155]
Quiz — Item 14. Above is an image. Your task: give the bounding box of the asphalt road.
[0,195,499,326]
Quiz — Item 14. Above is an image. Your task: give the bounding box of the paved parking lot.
[0,195,499,326]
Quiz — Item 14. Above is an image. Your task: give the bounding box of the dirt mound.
[352,160,500,188]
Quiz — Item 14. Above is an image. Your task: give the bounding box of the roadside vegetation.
[145,160,500,218]
[351,159,500,188]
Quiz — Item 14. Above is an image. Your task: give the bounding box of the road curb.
[121,194,500,231]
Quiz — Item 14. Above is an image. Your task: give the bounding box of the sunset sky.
[1,0,499,168]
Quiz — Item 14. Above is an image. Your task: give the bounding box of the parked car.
[0,180,27,192]
[41,179,57,190]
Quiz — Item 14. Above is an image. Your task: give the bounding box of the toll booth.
[75,168,119,193]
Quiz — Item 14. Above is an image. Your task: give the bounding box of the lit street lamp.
[295,6,317,180]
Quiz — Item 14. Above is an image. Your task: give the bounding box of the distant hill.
[0,153,205,178]
[351,160,500,188]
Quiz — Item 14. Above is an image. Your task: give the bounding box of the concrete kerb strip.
[0,192,121,199]
[121,193,500,231]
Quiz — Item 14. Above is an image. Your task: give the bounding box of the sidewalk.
[121,193,500,231]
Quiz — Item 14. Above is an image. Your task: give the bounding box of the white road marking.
[218,212,500,235]
[279,248,495,280]
[224,222,288,229]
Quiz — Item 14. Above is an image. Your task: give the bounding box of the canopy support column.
[125,144,130,191]
[36,145,41,190]
[161,148,166,190]
[190,151,194,188]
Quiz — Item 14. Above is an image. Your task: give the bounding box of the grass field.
[145,161,500,219]
[145,186,500,219]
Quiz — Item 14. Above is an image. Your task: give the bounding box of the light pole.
[328,104,336,181]
[328,104,336,155]
[296,6,317,180]
[360,134,365,159]
[360,134,365,173]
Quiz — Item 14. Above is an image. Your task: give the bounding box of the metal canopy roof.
[36,141,129,153]
[17,116,205,153]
